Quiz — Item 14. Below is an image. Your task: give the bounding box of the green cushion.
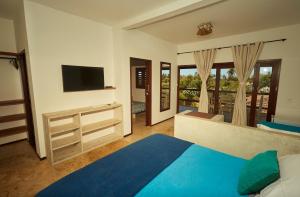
[238,150,280,195]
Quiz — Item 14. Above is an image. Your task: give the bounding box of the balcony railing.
[178,88,269,125]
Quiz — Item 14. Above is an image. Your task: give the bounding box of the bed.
[132,101,145,114]
[257,120,300,136]
[37,134,248,197]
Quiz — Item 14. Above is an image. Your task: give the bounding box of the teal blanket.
[259,121,300,133]
[136,144,247,197]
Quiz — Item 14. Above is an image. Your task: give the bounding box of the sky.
[180,67,272,76]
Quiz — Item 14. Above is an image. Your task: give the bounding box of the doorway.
[130,57,152,134]
[0,51,36,150]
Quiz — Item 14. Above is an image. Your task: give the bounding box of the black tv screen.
[62,65,104,92]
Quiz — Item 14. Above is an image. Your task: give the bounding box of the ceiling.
[0,0,299,44]
[0,0,177,24]
[139,0,300,44]
[29,0,177,26]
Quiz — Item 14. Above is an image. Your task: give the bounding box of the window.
[136,67,146,89]
[160,62,171,111]
[177,60,281,127]
[177,66,200,112]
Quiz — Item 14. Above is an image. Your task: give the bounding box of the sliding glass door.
[177,60,281,127]
[248,61,281,126]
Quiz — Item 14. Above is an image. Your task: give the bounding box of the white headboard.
[174,112,300,159]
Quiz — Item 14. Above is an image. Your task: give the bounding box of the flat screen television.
[62,65,104,92]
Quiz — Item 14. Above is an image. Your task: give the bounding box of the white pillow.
[279,154,300,180]
[257,154,300,197]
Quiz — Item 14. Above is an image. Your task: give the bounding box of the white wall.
[113,29,177,135]
[23,1,116,157]
[0,17,17,52]
[131,66,146,102]
[0,17,27,144]
[177,24,300,124]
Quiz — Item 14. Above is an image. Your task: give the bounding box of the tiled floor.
[0,115,174,196]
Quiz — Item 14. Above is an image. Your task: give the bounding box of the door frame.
[18,50,36,149]
[248,59,281,126]
[129,57,152,134]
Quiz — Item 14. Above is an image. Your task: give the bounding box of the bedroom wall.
[177,24,300,124]
[131,66,146,102]
[0,17,27,144]
[22,1,116,157]
[113,28,177,135]
[0,17,17,52]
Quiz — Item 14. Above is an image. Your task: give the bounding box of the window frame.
[135,67,146,89]
[160,62,171,112]
[177,60,281,126]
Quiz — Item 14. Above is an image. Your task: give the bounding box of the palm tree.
[227,68,235,80]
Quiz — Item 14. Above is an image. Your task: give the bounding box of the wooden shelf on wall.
[0,99,24,106]
[43,102,123,165]
[103,87,116,90]
[0,113,26,123]
[0,125,27,137]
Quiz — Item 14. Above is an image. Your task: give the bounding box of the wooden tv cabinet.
[43,103,123,165]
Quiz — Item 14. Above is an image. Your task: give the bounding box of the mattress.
[132,101,145,114]
[37,134,247,197]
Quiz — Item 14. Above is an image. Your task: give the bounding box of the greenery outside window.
[177,60,280,127]
[160,62,171,111]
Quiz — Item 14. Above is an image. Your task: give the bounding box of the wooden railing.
[178,88,269,110]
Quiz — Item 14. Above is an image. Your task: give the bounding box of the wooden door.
[248,60,281,126]
[145,60,152,126]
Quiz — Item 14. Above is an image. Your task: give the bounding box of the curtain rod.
[177,38,286,55]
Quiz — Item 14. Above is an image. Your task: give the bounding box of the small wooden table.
[184,111,224,122]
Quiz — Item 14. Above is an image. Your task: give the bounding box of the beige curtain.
[193,49,216,113]
[231,42,264,126]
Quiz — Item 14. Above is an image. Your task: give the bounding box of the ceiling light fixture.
[197,22,213,36]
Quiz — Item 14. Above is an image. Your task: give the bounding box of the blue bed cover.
[136,144,246,197]
[37,134,246,197]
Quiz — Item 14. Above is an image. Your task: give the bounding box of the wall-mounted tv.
[62,65,104,92]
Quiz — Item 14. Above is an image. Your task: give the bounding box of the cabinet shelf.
[53,143,81,164]
[82,118,121,135]
[52,134,81,151]
[81,103,121,116]
[83,133,122,152]
[43,103,123,165]
[50,123,79,136]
